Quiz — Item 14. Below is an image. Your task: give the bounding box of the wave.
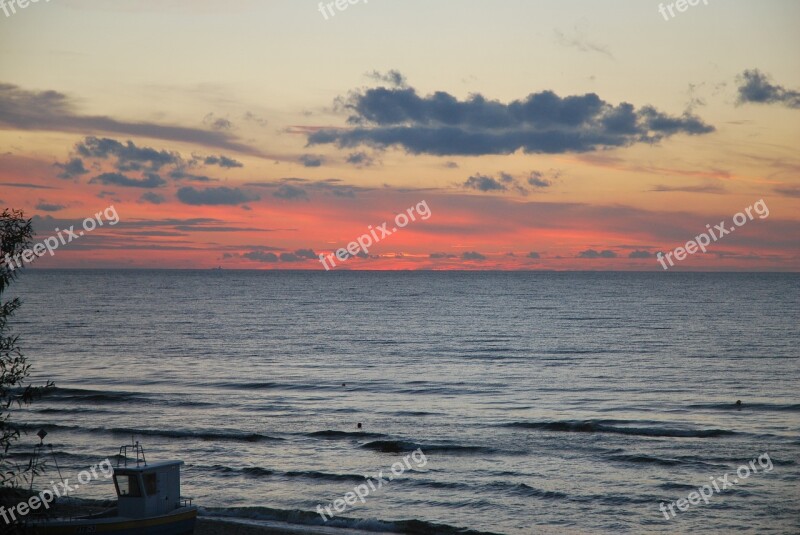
[360,440,421,453]
[214,381,288,390]
[508,483,569,500]
[659,482,699,491]
[214,381,355,392]
[41,387,148,403]
[687,402,800,412]
[3,449,95,462]
[39,387,213,408]
[19,423,283,443]
[34,407,112,414]
[17,422,82,432]
[283,470,366,482]
[106,427,284,442]
[307,430,387,439]
[209,465,366,483]
[200,506,503,534]
[607,453,685,466]
[483,480,657,506]
[391,410,439,417]
[360,440,494,455]
[503,419,736,438]
[608,453,737,469]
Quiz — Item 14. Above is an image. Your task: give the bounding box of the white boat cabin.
[114,442,189,518]
[113,460,185,519]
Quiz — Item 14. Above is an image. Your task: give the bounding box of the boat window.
[144,473,157,495]
[115,474,142,497]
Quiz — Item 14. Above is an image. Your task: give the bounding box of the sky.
[1,0,799,270]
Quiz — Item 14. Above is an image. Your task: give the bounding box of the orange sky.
[1,0,798,271]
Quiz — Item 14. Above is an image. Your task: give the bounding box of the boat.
[27,441,197,534]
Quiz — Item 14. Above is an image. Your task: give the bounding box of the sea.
[7,270,800,534]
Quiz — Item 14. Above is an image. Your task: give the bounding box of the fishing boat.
[28,441,197,535]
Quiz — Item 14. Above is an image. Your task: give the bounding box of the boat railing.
[117,439,147,467]
[180,496,194,507]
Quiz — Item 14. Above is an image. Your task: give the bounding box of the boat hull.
[26,507,197,535]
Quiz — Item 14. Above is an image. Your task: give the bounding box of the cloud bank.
[0,83,262,155]
[308,77,715,156]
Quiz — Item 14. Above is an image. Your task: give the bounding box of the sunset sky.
[1,0,798,270]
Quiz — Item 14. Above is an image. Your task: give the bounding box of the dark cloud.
[203,155,243,168]
[174,225,267,232]
[0,84,260,154]
[90,172,166,188]
[273,184,309,200]
[139,192,165,204]
[430,252,457,259]
[121,230,187,237]
[464,174,507,192]
[32,215,259,236]
[628,250,652,258]
[294,248,317,259]
[0,182,57,189]
[464,170,556,194]
[650,184,726,194]
[244,251,279,263]
[168,169,215,182]
[76,137,180,171]
[554,28,613,59]
[299,154,324,167]
[243,111,269,127]
[528,171,555,189]
[279,252,301,262]
[774,186,800,198]
[527,252,541,259]
[203,113,233,131]
[736,69,800,109]
[346,151,375,167]
[74,136,244,178]
[97,190,120,201]
[54,157,89,179]
[241,248,316,263]
[308,81,714,156]
[177,186,259,205]
[35,202,66,212]
[325,182,360,198]
[462,251,486,260]
[365,69,408,88]
[284,251,319,262]
[578,249,617,259]
[247,178,369,200]
[443,161,459,169]
[65,137,241,184]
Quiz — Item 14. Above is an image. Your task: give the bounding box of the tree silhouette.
[1,209,53,503]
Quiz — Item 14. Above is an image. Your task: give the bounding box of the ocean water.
[7,270,800,534]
